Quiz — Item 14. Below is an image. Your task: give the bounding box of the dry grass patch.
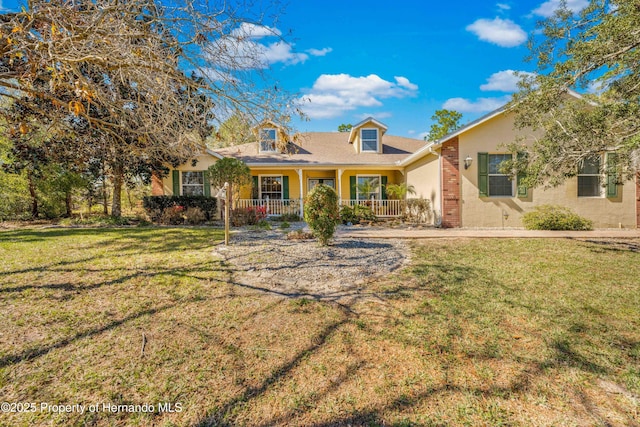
[0,230,639,426]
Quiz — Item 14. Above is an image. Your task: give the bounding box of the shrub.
[143,196,217,222]
[231,206,267,226]
[279,221,290,229]
[522,205,593,231]
[404,198,431,224]
[304,184,339,245]
[253,219,272,231]
[184,207,206,225]
[280,213,301,222]
[159,205,185,225]
[286,229,314,240]
[339,204,376,225]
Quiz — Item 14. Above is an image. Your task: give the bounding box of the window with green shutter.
[172,170,180,195]
[478,153,488,197]
[349,176,356,200]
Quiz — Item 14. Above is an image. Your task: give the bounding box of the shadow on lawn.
[189,252,638,427]
[0,227,222,256]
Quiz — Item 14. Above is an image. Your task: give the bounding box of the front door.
[308,178,335,193]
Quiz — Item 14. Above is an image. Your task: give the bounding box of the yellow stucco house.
[153,104,640,229]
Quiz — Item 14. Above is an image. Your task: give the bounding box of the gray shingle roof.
[213,132,427,166]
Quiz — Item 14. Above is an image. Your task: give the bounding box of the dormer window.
[361,128,379,152]
[259,128,278,152]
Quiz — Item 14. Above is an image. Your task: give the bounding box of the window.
[182,171,204,196]
[260,176,282,200]
[259,128,277,152]
[308,178,335,192]
[356,175,380,200]
[361,128,378,152]
[487,154,513,197]
[578,156,602,197]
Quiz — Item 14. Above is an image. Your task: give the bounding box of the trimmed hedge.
[522,205,593,231]
[143,196,218,222]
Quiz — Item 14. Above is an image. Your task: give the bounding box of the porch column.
[296,169,303,216]
[337,169,344,202]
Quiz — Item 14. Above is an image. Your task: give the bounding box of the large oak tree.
[509,0,640,187]
[0,0,296,216]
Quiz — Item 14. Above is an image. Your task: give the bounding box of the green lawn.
[0,228,638,426]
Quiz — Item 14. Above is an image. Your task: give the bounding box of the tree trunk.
[65,191,73,217]
[27,171,38,219]
[111,163,123,218]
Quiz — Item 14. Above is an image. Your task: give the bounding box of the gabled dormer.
[347,117,388,154]
[253,120,288,154]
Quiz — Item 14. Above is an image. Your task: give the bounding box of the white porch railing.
[234,198,302,217]
[340,199,403,218]
[233,198,405,218]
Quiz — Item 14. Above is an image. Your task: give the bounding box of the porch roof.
[213,132,426,166]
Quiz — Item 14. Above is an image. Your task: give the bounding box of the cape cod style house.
[153,103,640,229]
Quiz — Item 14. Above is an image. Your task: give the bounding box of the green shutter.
[349,176,356,200]
[172,170,180,195]
[381,176,388,200]
[516,152,528,197]
[478,153,488,197]
[606,153,618,198]
[282,176,289,199]
[203,171,211,197]
[252,176,259,199]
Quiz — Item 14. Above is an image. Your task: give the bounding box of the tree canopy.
[509,0,640,187]
[0,0,297,217]
[426,109,462,141]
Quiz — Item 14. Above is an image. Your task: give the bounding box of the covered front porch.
[233,198,404,218]
[235,166,407,218]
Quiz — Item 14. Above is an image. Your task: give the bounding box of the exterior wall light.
[464,155,473,169]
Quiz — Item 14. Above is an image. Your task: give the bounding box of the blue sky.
[2,0,589,139]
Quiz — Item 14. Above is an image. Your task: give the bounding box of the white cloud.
[261,41,309,65]
[231,23,281,38]
[209,23,330,69]
[532,0,589,17]
[300,74,419,119]
[395,76,419,91]
[466,17,527,47]
[497,3,511,10]
[306,47,333,57]
[442,96,511,113]
[480,70,535,92]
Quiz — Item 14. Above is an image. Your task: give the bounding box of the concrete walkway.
[335,226,640,239]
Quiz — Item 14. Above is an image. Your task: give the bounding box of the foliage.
[522,205,593,230]
[304,184,339,245]
[0,168,31,220]
[0,0,299,217]
[231,206,267,226]
[339,204,376,225]
[207,157,252,199]
[337,123,353,132]
[211,112,255,147]
[509,0,640,187]
[252,219,272,231]
[286,229,314,240]
[404,198,432,224]
[426,109,463,141]
[142,196,217,222]
[385,183,416,200]
[184,207,206,225]
[277,213,302,222]
[279,221,290,229]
